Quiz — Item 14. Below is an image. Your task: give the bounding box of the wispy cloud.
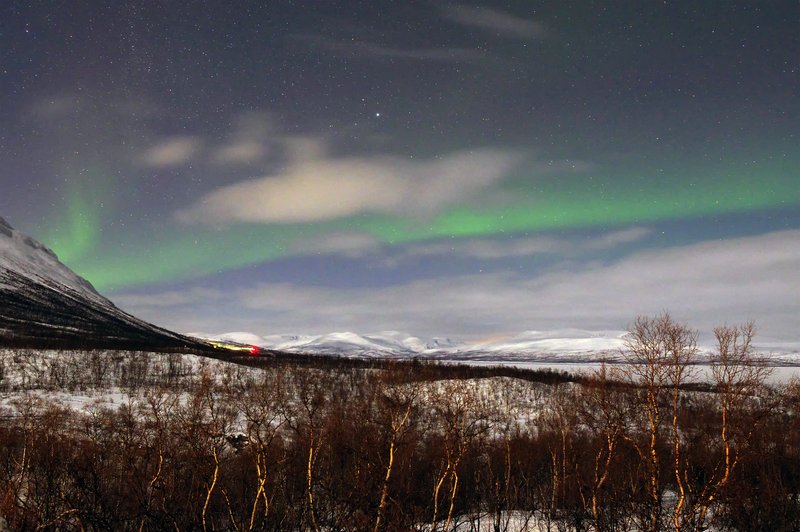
[298,34,490,63]
[215,141,265,165]
[212,112,275,165]
[587,227,654,249]
[28,94,83,120]
[398,227,653,261]
[290,232,382,258]
[29,93,164,124]
[176,138,523,224]
[396,237,562,261]
[441,5,548,40]
[141,136,202,167]
[291,6,545,66]
[326,40,487,63]
[114,287,223,308]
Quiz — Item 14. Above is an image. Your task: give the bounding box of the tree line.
[0,314,798,531]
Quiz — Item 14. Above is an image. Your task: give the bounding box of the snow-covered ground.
[0,349,262,413]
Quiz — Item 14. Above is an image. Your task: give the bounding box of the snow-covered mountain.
[193,329,630,360]
[194,328,800,365]
[0,217,101,300]
[464,329,627,354]
[197,330,432,356]
[0,216,206,352]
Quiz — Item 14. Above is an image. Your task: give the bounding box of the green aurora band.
[54,159,798,292]
[43,182,102,265]
[40,166,117,266]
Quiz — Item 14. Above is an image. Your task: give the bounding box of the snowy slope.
[464,329,627,354]
[0,216,102,300]
[0,216,205,351]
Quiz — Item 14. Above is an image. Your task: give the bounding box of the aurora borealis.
[1,1,798,340]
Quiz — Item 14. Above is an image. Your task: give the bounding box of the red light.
[249,346,259,356]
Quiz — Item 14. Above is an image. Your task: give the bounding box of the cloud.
[290,232,382,258]
[141,136,201,167]
[510,229,800,340]
[121,229,800,342]
[113,287,223,308]
[293,33,490,63]
[176,140,523,224]
[587,227,653,249]
[393,227,652,262]
[28,94,83,120]
[215,141,265,165]
[398,237,562,261]
[29,93,164,123]
[271,230,798,340]
[442,5,548,40]
[212,112,275,165]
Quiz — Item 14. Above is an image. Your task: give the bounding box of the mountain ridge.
[192,329,630,358]
[0,216,209,352]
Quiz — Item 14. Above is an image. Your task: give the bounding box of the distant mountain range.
[192,329,632,362]
[0,216,207,352]
[194,329,800,364]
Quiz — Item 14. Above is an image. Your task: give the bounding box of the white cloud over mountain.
[117,229,800,342]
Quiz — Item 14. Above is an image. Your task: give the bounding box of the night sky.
[1,1,798,341]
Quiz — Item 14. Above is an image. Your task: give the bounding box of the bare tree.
[577,363,632,531]
[429,381,489,531]
[137,386,180,530]
[373,376,419,532]
[231,369,287,531]
[683,322,772,531]
[282,369,331,532]
[620,314,698,532]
